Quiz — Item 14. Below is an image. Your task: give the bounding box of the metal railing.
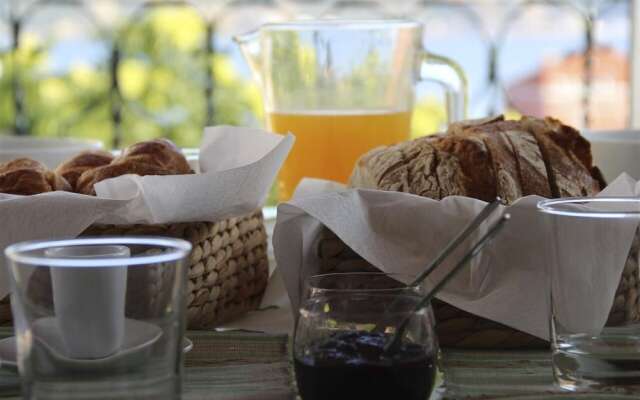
[0,0,630,147]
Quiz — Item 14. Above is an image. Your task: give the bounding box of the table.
[1,329,639,400]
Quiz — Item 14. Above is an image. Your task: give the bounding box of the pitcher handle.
[419,51,468,123]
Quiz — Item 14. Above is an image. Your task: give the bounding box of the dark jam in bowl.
[294,331,436,400]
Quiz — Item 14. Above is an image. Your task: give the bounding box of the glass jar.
[293,272,438,400]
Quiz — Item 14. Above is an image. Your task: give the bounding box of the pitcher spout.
[234,30,263,86]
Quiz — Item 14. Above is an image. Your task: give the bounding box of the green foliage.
[0,7,262,148]
[0,54,16,134]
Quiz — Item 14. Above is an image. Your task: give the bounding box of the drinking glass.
[538,197,640,391]
[293,272,438,400]
[236,19,467,200]
[4,237,192,400]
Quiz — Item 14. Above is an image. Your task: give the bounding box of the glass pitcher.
[235,19,467,200]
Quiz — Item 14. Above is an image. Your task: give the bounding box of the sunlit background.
[0,0,631,148]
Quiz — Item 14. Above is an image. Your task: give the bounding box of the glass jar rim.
[4,236,192,268]
[305,271,420,294]
[537,197,640,219]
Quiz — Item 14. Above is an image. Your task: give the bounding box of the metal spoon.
[383,213,511,355]
[373,197,503,332]
[409,197,503,287]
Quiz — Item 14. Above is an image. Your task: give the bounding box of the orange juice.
[268,110,412,200]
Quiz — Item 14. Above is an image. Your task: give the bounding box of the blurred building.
[506,46,629,130]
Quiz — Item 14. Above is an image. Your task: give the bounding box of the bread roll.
[116,138,191,174]
[0,158,70,195]
[76,138,192,195]
[55,150,114,191]
[0,158,46,172]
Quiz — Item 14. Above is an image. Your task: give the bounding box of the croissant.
[55,150,114,191]
[76,138,192,195]
[0,158,70,195]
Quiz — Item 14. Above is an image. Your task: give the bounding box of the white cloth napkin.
[0,126,294,298]
[226,174,640,339]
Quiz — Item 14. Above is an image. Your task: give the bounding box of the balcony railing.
[0,0,631,148]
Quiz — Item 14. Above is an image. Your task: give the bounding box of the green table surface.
[0,328,639,400]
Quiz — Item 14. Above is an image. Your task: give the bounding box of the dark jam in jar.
[294,331,436,400]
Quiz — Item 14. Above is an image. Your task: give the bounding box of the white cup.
[584,130,640,183]
[45,245,129,359]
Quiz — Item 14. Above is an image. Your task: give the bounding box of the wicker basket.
[0,211,269,329]
[317,228,640,349]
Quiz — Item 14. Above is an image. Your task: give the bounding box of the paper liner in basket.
[0,126,294,298]
[273,175,640,341]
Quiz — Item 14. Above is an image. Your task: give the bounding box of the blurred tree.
[115,6,265,148]
[0,6,263,149]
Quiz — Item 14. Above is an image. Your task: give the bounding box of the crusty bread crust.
[350,133,499,201]
[501,128,552,198]
[431,134,497,202]
[358,137,443,198]
[350,115,602,203]
[523,117,600,197]
[542,116,593,170]
[462,119,553,198]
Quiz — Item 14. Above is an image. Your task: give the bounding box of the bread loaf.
[342,115,610,349]
[350,115,603,201]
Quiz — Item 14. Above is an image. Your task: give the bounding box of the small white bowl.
[583,130,640,182]
[0,136,104,169]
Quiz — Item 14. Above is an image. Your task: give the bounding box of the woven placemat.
[0,328,639,400]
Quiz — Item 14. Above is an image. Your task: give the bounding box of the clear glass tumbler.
[4,237,192,400]
[538,197,640,391]
[293,272,438,400]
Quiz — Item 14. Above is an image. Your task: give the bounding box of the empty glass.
[538,197,640,391]
[4,237,191,400]
[293,272,438,400]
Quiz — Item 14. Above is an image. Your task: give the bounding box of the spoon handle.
[384,213,510,354]
[410,197,503,286]
[373,198,504,333]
